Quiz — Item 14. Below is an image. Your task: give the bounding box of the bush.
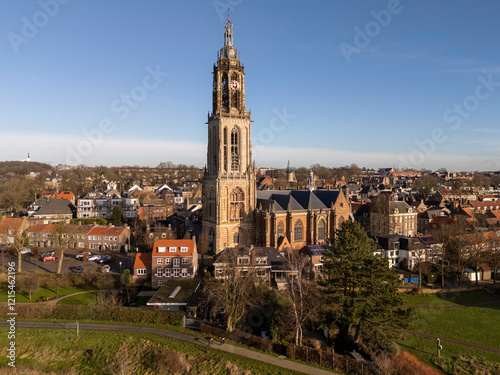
[200,323,226,338]
[245,335,273,352]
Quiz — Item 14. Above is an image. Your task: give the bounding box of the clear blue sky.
[1,0,499,171]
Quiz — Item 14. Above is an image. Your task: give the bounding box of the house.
[299,244,332,279]
[146,279,201,311]
[26,223,130,252]
[133,252,152,285]
[56,191,76,205]
[151,239,199,289]
[0,217,30,245]
[27,198,75,223]
[213,246,295,286]
[370,199,417,237]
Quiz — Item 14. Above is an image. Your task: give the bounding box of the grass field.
[0,328,305,375]
[57,291,98,306]
[399,290,500,374]
[0,284,94,303]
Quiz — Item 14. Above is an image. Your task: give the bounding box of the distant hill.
[0,161,52,176]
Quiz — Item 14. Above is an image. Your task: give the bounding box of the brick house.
[0,217,30,245]
[133,252,152,285]
[148,239,199,289]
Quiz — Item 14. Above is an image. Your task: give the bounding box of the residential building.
[0,217,30,245]
[27,198,75,223]
[133,252,152,285]
[370,199,417,237]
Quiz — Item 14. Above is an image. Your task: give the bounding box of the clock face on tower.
[230,80,240,91]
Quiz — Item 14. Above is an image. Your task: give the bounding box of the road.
[0,321,338,375]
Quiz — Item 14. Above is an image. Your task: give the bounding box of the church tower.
[202,15,256,254]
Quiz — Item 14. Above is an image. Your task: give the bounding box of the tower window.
[231,73,238,109]
[222,73,229,110]
[294,220,303,242]
[231,127,239,171]
[223,127,228,173]
[230,187,244,221]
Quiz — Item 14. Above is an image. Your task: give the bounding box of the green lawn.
[402,289,499,307]
[0,284,94,303]
[0,328,304,375]
[57,291,98,306]
[400,289,500,373]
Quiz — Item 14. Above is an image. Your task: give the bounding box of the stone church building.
[202,16,350,254]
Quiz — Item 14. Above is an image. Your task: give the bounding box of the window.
[158,280,162,287]
[137,269,146,275]
[166,258,171,265]
[237,256,250,265]
[180,246,188,252]
[318,220,325,241]
[229,187,244,221]
[294,220,303,242]
[182,258,188,264]
[158,246,166,253]
[233,232,239,244]
[231,72,239,108]
[277,221,284,235]
[181,268,188,277]
[173,268,180,277]
[169,246,177,253]
[221,72,229,109]
[157,258,163,265]
[231,127,239,171]
[255,257,267,265]
[165,268,171,277]
[157,268,163,277]
[173,258,180,267]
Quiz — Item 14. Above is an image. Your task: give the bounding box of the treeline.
[0,161,52,176]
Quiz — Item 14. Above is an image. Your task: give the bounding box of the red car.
[42,255,56,262]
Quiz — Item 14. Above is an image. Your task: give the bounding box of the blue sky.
[1,0,499,171]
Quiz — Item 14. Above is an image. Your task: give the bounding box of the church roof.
[257,189,342,211]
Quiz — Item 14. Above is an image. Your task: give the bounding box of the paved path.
[0,321,337,375]
[0,290,99,307]
[402,330,500,355]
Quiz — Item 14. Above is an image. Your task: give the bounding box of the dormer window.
[180,246,188,253]
[169,247,177,253]
[237,256,250,265]
[158,246,166,253]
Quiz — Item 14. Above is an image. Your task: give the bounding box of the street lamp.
[119,261,122,274]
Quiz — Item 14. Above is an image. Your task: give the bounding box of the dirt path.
[402,330,500,355]
[0,321,338,375]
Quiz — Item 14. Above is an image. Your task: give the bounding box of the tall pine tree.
[321,220,413,356]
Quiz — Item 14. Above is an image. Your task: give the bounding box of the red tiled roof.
[152,239,196,256]
[0,218,24,234]
[56,191,75,201]
[88,226,127,236]
[134,253,152,269]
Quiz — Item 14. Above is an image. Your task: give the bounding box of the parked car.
[0,244,12,253]
[40,251,56,258]
[74,265,83,273]
[42,255,56,262]
[75,252,91,261]
[101,265,111,273]
[88,254,101,262]
[21,247,32,255]
[98,255,111,263]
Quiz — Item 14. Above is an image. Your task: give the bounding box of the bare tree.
[279,252,320,346]
[18,274,40,301]
[12,228,29,273]
[53,222,76,274]
[205,248,259,332]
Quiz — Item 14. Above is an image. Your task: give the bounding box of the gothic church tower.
[202,15,256,254]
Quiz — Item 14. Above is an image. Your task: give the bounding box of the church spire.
[220,10,238,60]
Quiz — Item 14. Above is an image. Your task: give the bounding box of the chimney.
[108,222,112,227]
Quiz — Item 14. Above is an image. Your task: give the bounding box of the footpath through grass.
[0,328,305,375]
[0,284,95,303]
[399,290,500,374]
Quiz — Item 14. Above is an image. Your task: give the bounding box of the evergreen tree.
[321,220,413,356]
[111,206,123,226]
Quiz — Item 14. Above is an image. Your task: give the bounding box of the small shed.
[480,264,491,281]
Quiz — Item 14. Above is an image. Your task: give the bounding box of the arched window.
[233,231,239,244]
[231,127,239,171]
[208,188,215,220]
[277,221,284,235]
[208,227,215,253]
[318,219,325,241]
[221,73,229,110]
[231,72,238,109]
[229,187,244,221]
[223,127,228,173]
[294,220,303,242]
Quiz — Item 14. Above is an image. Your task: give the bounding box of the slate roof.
[302,244,332,256]
[257,189,341,211]
[30,198,75,216]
